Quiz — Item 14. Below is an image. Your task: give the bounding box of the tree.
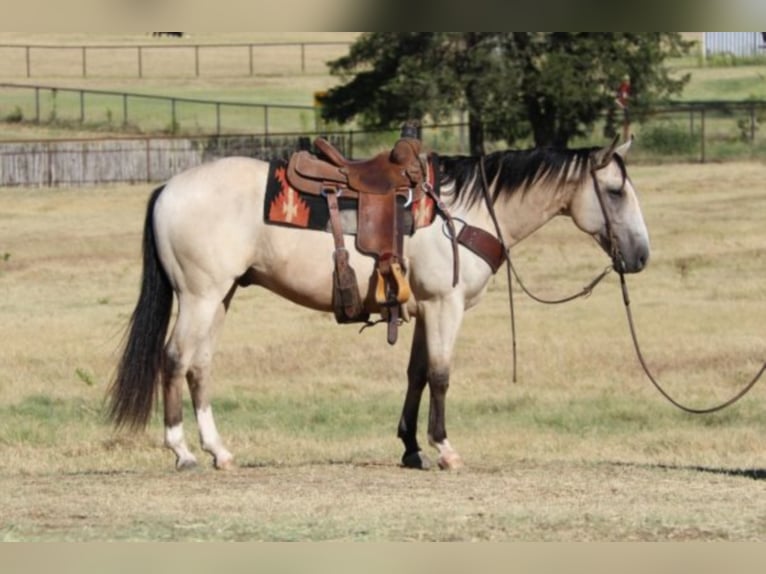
[320,33,692,153]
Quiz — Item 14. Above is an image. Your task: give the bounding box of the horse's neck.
[457,179,575,247]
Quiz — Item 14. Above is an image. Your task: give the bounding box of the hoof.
[437,452,464,471]
[401,451,432,470]
[176,457,198,471]
[214,454,235,471]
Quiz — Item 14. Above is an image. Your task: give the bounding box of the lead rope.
[478,157,617,382]
[617,271,766,414]
[588,162,766,413]
[478,157,518,381]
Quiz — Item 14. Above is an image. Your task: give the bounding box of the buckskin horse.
[108,136,650,471]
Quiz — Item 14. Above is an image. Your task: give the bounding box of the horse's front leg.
[397,318,432,470]
[423,296,465,470]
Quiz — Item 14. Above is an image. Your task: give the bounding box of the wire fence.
[2,104,766,188]
[2,95,766,187]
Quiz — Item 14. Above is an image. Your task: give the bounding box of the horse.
[108,137,650,471]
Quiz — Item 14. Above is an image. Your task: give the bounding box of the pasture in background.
[0,163,764,540]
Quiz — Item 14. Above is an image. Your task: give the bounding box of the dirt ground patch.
[2,459,765,541]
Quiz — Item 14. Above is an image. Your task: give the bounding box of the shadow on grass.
[610,461,766,481]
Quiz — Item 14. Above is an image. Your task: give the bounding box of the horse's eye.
[607,187,624,198]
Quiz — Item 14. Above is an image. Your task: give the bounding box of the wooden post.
[750,103,756,143]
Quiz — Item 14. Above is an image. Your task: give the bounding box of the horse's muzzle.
[597,233,650,274]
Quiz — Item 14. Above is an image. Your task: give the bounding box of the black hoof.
[401,450,432,470]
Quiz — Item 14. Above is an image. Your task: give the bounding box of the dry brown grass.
[0,161,765,540]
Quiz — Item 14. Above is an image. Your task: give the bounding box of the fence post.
[172,98,177,131]
[689,109,694,136]
[216,102,221,135]
[137,46,143,78]
[264,105,268,135]
[194,45,200,77]
[25,46,31,78]
[750,102,756,142]
[82,47,87,78]
[700,108,706,163]
[249,44,254,76]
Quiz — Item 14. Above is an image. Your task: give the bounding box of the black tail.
[108,185,173,430]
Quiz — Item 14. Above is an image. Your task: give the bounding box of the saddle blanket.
[263,159,439,235]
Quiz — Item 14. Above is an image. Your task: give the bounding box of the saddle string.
[589,159,766,414]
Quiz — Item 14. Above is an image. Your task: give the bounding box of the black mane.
[437,146,603,208]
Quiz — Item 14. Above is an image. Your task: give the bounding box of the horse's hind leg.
[186,286,237,470]
[163,291,232,470]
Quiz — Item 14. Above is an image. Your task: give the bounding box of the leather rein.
[477,153,766,413]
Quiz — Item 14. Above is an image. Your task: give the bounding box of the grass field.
[0,160,764,541]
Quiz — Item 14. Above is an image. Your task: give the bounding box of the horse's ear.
[614,134,634,159]
[591,135,620,169]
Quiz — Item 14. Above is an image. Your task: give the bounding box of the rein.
[478,152,766,413]
[589,158,766,414]
[617,271,766,414]
[477,157,615,382]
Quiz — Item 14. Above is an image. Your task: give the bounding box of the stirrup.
[374,260,411,306]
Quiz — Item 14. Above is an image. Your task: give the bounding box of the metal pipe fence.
[0,41,352,78]
[0,83,315,136]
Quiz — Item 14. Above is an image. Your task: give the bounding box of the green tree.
[320,33,692,153]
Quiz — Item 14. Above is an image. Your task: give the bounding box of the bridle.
[479,150,766,414]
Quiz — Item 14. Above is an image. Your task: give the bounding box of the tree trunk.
[468,110,485,156]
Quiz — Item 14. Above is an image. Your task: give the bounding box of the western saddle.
[286,132,428,344]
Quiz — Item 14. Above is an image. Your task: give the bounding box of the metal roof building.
[703,32,766,58]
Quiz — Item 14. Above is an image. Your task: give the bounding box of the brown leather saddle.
[286,136,427,344]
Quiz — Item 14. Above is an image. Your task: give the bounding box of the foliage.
[4,106,23,123]
[320,33,693,151]
[640,121,697,155]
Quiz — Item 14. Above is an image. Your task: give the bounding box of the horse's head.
[570,137,650,274]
